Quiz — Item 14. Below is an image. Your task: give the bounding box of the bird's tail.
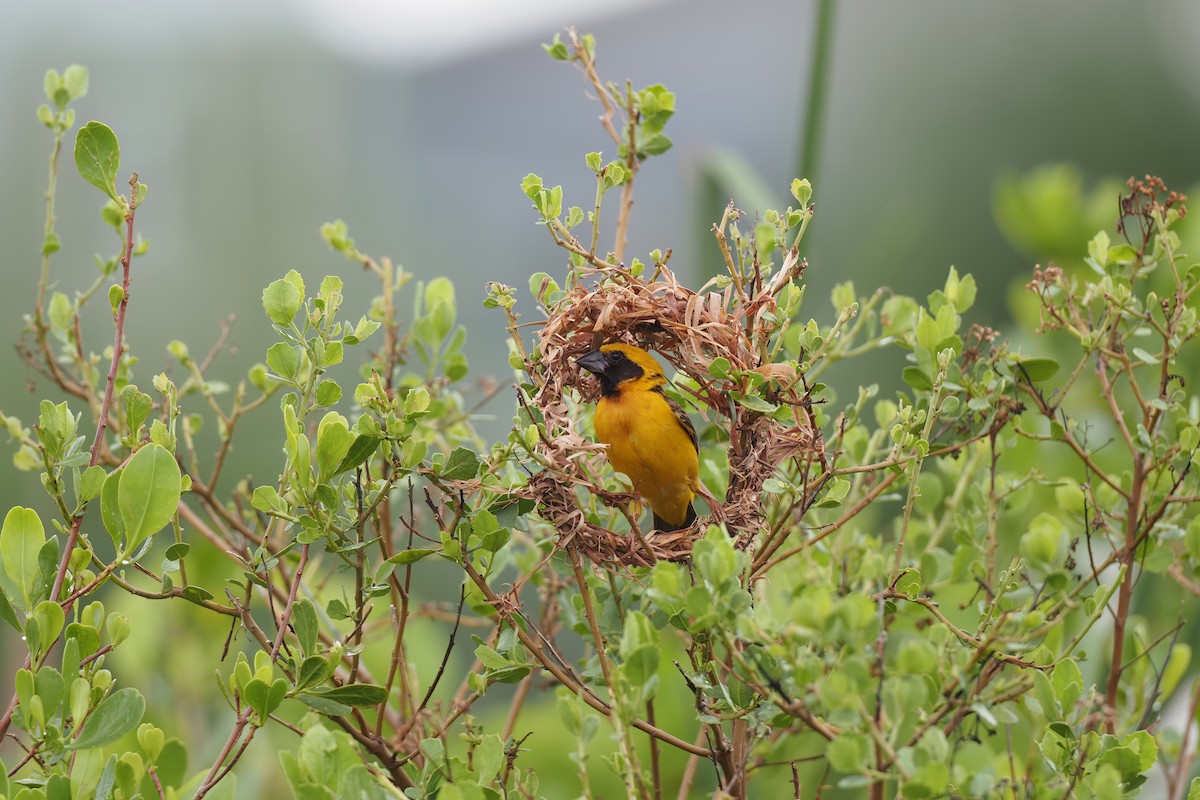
[653,503,697,532]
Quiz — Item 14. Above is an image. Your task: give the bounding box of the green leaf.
[735,393,777,414]
[292,599,318,658]
[77,465,107,507]
[1,507,47,610]
[117,444,182,552]
[1032,670,1060,720]
[101,468,126,547]
[69,687,145,749]
[121,385,153,437]
[791,178,813,207]
[902,367,933,391]
[1123,729,1156,773]
[296,692,352,717]
[333,435,382,476]
[245,677,288,721]
[1131,347,1160,365]
[74,121,121,202]
[914,308,942,356]
[315,380,342,407]
[315,413,354,483]
[47,774,72,800]
[639,132,673,156]
[319,341,343,367]
[1015,357,1059,382]
[49,291,72,333]
[828,731,869,772]
[441,447,480,481]
[266,343,302,384]
[251,486,288,516]
[0,588,20,631]
[521,173,544,200]
[352,316,380,342]
[893,568,921,597]
[474,734,504,782]
[63,65,89,101]
[386,549,437,566]
[45,68,61,103]
[32,600,65,652]
[424,277,457,341]
[295,655,334,692]
[542,37,570,60]
[262,279,303,326]
[42,232,61,255]
[303,683,387,707]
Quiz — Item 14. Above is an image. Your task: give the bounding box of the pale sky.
[296,0,671,64]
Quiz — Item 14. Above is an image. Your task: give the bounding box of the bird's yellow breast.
[593,387,698,528]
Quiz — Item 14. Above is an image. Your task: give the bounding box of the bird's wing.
[658,389,698,452]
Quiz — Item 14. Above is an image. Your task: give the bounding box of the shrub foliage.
[2,32,1200,800]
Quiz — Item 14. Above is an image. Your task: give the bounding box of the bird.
[576,343,698,531]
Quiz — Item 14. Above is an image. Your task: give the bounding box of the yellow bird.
[576,343,698,531]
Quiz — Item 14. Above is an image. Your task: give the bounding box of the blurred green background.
[4,0,1200,795]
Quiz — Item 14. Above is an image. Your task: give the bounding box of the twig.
[394,586,466,742]
[460,559,711,757]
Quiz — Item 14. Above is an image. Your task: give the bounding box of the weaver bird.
[576,343,698,531]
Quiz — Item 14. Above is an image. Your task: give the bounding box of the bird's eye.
[609,351,625,363]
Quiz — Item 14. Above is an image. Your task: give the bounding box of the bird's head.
[576,343,667,396]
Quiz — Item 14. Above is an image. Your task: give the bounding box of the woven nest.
[522,250,822,566]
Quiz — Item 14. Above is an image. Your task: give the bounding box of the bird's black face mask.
[577,349,644,396]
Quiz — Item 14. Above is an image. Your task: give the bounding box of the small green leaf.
[735,394,777,413]
[315,413,354,483]
[315,380,342,407]
[262,279,303,326]
[1,507,47,610]
[441,447,480,481]
[0,588,20,631]
[333,435,381,476]
[74,121,121,202]
[902,367,933,391]
[542,37,570,60]
[49,291,72,334]
[295,655,334,692]
[1131,347,1160,365]
[386,549,437,565]
[790,178,813,207]
[76,466,106,508]
[121,385,153,436]
[250,486,288,516]
[110,284,125,316]
[474,734,504,782]
[266,343,302,384]
[32,600,65,652]
[44,68,60,103]
[828,731,869,772]
[893,568,921,597]
[117,444,182,552]
[1015,358,1059,382]
[63,65,89,101]
[521,173,544,201]
[296,692,351,717]
[292,599,318,658]
[101,468,126,547]
[1033,670,1060,720]
[303,683,387,707]
[68,687,145,749]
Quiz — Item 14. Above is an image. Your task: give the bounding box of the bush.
[2,31,1200,800]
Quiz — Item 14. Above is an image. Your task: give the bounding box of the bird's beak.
[576,350,607,376]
